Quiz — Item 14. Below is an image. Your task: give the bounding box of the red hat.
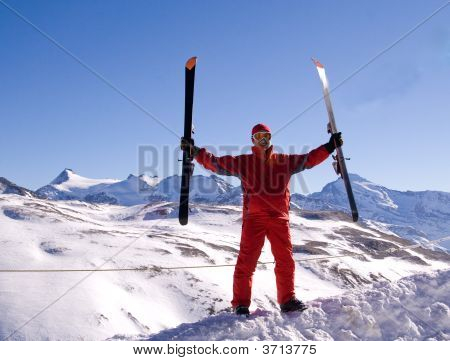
[252,123,271,135]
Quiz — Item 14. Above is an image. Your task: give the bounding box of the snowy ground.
[133,270,450,341]
[0,194,449,340]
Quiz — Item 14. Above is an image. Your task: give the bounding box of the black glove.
[180,137,200,157]
[324,132,343,153]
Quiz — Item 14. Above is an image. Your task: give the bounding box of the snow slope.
[147,174,235,203]
[35,170,236,206]
[0,177,37,198]
[0,194,448,340]
[137,269,450,341]
[35,169,158,205]
[89,174,159,206]
[292,174,450,242]
[32,170,450,246]
[36,169,121,201]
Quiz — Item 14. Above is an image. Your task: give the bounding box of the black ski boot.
[235,305,250,316]
[280,298,308,313]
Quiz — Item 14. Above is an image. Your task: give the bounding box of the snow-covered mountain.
[10,170,450,248]
[36,168,120,200]
[0,169,443,340]
[291,174,450,243]
[0,177,37,198]
[4,169,450,249]
[92,174,159,206]
[35,170,237,206]
[148,174,236,203]
[36,169,159,205]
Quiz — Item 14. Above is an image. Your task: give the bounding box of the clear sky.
[1,0,449,194]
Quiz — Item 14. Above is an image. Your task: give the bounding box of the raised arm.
[195,148,241,177]
[289,133,343,174]
[289,145,330,174]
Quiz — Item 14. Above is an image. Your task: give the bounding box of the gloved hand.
[180,137,200,157]
[324,132,343,153]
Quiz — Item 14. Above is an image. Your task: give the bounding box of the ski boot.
[280,297,308,313]
[234,305,250,316]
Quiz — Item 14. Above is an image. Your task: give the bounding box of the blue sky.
[0,0,449,193]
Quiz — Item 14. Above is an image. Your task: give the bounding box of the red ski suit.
[195,144,330,307]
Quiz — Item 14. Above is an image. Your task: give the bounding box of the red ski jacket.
[195,144,330,219]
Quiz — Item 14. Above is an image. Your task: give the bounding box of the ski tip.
[352,211,359,222]
[311,58,324,68]
[185,56,197,70]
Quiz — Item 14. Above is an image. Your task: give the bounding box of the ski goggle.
[252,132,272,141]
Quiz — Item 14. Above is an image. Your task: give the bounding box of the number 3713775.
[262,344,317,355]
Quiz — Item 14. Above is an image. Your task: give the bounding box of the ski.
[179,56,197,225]
[312,59,359,222]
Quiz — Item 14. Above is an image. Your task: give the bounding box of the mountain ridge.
[2,170,450,245]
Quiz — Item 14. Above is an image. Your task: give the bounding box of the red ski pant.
[231,216,295,308]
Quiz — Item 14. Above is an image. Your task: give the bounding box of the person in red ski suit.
[182,123,342,314]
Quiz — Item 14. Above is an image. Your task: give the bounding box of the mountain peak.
[51,168,76,185]
[0,177,12,186]
[319,174,373,193]
[348,173,370,183]
[125,174,159,188]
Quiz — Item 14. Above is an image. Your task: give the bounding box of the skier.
[181,123,343,315]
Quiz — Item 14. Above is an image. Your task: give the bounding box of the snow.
[354,180,398,209]
[36,170,159,205]
[0,194,448,340]
[135,269,450,341]
[294,174,450,243]
[29,170,450,247]
[148,175,235,203]
[50,168,119,192]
